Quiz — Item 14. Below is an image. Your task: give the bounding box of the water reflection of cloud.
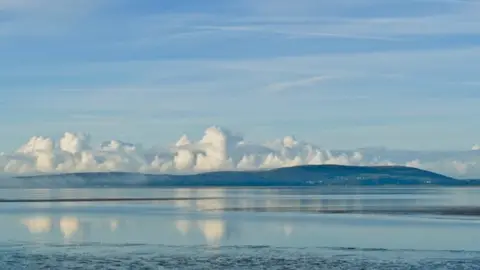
[283,224,294,237]
[240,197,253,209]
[20,215,126,240]
[60,216,79,239]
[266,197,296,209]
[173,188,195,209]
[175,217,226,246]
[110,219,119,232]
[197,219,225,246]
[445,188,480,207]
[175,220,191,236]
[195,189,226,211]
[21,216,52,234]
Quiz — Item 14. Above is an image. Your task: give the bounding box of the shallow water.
[1,187,480,269]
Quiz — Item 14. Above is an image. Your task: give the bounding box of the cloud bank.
[0,126,479,178]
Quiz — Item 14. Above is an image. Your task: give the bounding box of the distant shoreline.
[2,165,479,188]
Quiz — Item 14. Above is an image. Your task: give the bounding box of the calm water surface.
[1,187,480,269]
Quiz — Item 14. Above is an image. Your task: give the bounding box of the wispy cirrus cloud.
[194,25,400,41]
[0,0,107,15]
[265,75,335,92]
[0,0,110,36]
[189,0,480,41]
[1,0,480,153]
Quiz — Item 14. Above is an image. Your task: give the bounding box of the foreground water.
[1,187,480,269]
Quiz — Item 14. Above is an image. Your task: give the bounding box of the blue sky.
[1,0,479,151]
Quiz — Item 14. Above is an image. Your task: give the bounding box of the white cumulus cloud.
[0,126,479,179]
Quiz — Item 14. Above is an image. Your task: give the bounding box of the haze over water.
[1,187,480,269]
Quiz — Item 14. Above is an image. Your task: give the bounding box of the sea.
[0,187,479,269]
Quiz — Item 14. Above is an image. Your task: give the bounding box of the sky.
[1,0,480,152]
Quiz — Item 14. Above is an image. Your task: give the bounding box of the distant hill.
[9,165,480,188]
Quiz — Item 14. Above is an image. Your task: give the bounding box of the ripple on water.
[1,244,480,270]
